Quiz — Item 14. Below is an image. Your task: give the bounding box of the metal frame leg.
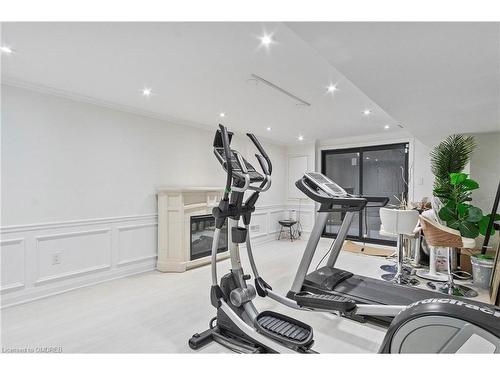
[437,247,478,298]
[382,234,419,286]
[290,212,330,294]
[381,235,416,274]
[278,226,283,240]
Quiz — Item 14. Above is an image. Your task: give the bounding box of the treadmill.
[287,172,445,324]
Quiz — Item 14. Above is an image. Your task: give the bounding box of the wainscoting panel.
[35,229,112,285]
[1,214,158,308]
[0,238,26,292]
[117,223,158,266]
[1,204,315,307]
[248,212,268,239]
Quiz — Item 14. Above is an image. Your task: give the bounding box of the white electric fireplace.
[156,187,229,272]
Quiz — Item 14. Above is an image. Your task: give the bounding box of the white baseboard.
[1,260,156,308]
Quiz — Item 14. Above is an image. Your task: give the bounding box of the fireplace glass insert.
[190,214,228,260]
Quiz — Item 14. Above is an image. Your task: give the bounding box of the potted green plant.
[434,172,498,238]
[434,172,500,287]
[427,134,476,273]
[430,134,476,201]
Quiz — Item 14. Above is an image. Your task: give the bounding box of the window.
[321,143,409,245]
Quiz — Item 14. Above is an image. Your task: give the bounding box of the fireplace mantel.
[156,187,229,272]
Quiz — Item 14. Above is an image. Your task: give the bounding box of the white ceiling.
[287,22,500,142]
[0,22,402,144]
[1,22,498,145]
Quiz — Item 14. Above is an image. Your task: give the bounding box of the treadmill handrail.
[356,195,390,207]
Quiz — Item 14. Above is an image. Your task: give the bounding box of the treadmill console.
[304,172,348,197]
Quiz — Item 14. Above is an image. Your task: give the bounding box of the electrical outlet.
[52,252,62,265]
[250,224,260,232]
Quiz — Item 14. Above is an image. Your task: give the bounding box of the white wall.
[411,137,435,201]
[0,85,288,306]
[405,131,500,213]
[1,85,286,226]
[285,142,317,235]
[469,131,500,213]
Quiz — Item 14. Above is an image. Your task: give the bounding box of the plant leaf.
[448,218,461,230]
[457,203,469,216]
[439,205,456,222]
[479,215,496,236]
[450,172,468,185]
[473,254,494,260]
[467,206,483,223]
[430,134,476,181]
[462,179,479,190]
[433,188,450,199]
[458,221,479,238]
[489,213,500,221]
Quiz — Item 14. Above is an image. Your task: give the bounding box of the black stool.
[278,220,298,242]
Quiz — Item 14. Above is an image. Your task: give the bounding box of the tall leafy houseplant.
[431,134,476,199]
[436,172,499,238]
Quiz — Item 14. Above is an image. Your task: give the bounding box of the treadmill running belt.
[305,266,444,306]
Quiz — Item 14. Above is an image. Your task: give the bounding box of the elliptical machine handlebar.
[246,133,273,175]
[218,124,233,200]
[216,125,271,194]
[247,133,272,193]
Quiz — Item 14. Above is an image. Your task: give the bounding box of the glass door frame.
[320,142,409,246]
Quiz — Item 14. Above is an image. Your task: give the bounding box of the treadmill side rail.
[355,304,406,317]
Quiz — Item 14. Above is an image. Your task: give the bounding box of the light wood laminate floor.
[1,238,488,353]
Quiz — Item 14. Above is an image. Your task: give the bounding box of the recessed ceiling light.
[384,125,390,130]
[363,109,371,116]
[141,88,152,97]
[327,84,338,94]
[298,135,304,141]
[219,112,226,118]
[259,34,274,48]
[1,45,13,55]
[366,156,370,160]
[266,126,272,131]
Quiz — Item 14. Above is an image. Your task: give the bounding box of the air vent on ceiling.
[249,73,311,107]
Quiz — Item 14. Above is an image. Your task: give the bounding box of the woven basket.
[419,215,464,248]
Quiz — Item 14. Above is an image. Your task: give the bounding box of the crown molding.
[1,76,289,146]
[1,76,217,133]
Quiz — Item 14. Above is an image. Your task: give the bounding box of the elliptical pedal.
[294,291,357,313]
[254,311,313,348]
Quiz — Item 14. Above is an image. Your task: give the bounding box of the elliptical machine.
[189,126,500,353]
[189,125,316,353]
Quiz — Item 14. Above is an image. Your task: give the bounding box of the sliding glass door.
[321,143,409,245]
